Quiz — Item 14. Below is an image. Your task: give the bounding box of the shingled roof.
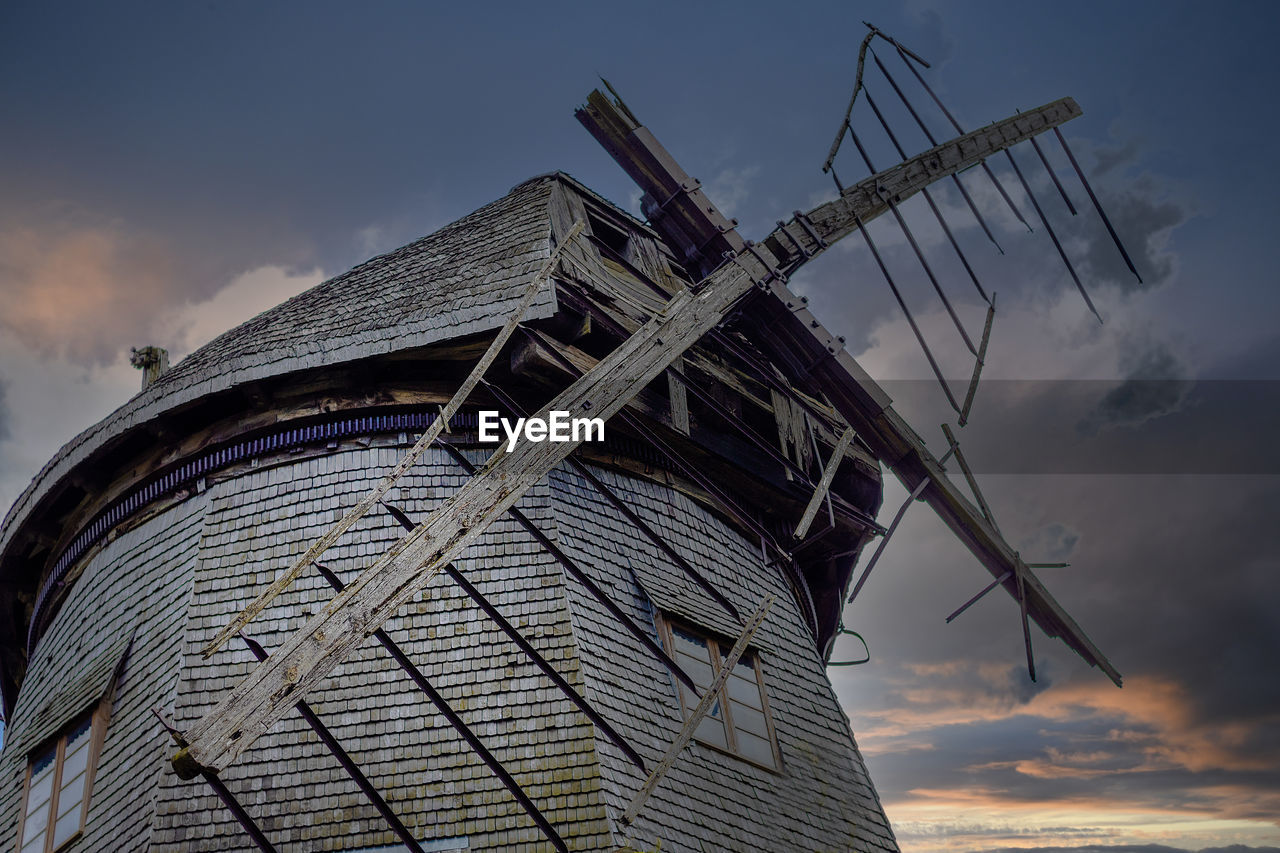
[0,176,561,569]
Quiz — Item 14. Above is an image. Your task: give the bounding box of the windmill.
[0,24,1133,853]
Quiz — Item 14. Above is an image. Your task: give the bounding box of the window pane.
[66,717,92,747]
[53,805,82,848]
[60,741,91,793]
[20,829,45,853]
[730,700,769,740]
[735,728,776,767]
[726,660,764,708]
[30,744,57,779]
[694,703,728,749]
[672,627,712,665]
[57,766,87,820]
[21,782,50,843]
[674,650,714,690]
[26,765,54,815]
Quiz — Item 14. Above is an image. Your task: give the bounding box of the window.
[16,703,107,853]
[657,615,781,770]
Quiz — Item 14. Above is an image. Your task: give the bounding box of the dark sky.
[1,2,1278,849]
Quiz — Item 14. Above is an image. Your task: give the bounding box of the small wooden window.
[657,614,782,770]
[15,701,108,853]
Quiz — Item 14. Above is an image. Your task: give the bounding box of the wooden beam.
[619,595,774,826]
[793,428,855,541]
[200,221,583,658]
[174,97,1096,777]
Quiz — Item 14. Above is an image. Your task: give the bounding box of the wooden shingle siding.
[147,446,612,851]
[549,464,898,853]
[0,493,210,852]
[1,178,558,568]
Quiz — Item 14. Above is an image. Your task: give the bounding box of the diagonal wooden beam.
[172,98,1086,778]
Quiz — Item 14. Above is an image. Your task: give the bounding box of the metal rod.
[850,212,962,414]
[201,771,280,853]
[865,65,992,302]
[848,123,978,356]
[1029,134,1078,215]
[435,435,702,695]
[1053,126,1143,284]
[847,477,931,603]
[870,50,1005,262]
[374,503,646,771]
[895,44,1032,232]
[945,570,1013,623]
[959,296,996,427]
[1016,559,1037,682]
[939,423,1000,535]
[465,381,749,619]
[237,634,425,853]
[1003,148,1103,323]
[310,566,568,853]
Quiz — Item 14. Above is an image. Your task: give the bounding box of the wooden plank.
[174,99,1094,777]
[619,595,775,827]
[793,427,855,541]
[668,358,690,435]
[200,221,583,657]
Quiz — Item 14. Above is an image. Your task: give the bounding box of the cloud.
[0,379,9,444]
[1070,175,1186,292]
[706,165,760,219]
[1077,340,1195,435]
[0,221,181,366]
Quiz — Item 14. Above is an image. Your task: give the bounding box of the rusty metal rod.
[895,44,1033,232]
[870,50,1006,258]
[1054,126,1143,284]
[309,565,568,853]
[1004,148,1103,323]
[848,123,978,356]
[375,500,646,771]
[1029,134,1078,215]
[200,771,279,853]
[434,435,701,695]
[863,86,991,304]
[237,633,425,853]
[849,211,962,414]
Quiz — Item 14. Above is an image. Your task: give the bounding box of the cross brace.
[173,93,1108,779]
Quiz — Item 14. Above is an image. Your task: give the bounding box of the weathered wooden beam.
[173,98,1097,777]
[793,427,855,541]
[200,222,584,657]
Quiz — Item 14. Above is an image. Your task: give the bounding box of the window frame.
[14,698,109,853]
[655,613,783,772]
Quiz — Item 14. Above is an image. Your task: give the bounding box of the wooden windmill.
[0,24,1134,853]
